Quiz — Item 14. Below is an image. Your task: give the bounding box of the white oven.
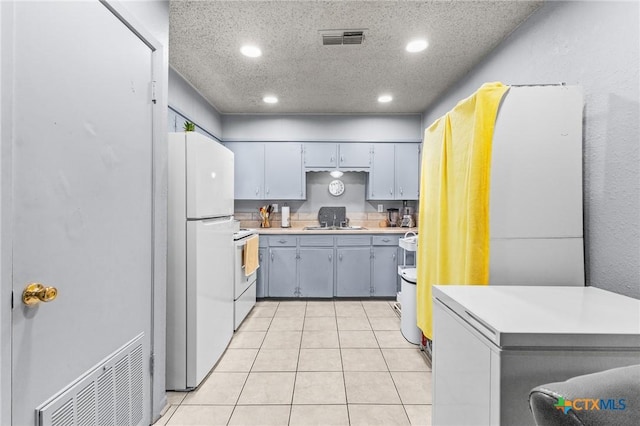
[233,228,258,330]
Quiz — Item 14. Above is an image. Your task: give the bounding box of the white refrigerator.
[166,131,235,390]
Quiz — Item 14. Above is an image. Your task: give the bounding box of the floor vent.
[37,334,145,426]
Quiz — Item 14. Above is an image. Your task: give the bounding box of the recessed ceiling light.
[378,95,393,103]
[406,39,428,53]
[263,96,278,104]
[240,45,262,58]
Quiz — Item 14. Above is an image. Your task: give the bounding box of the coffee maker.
[400,201,415,227]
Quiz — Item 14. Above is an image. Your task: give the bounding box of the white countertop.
[433,285,640,349]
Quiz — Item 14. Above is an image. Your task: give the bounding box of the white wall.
[423,1,639,298]
[118,1,170,421]
[222,114,422,142]
[0,3,8,423]
[169,67,223,139]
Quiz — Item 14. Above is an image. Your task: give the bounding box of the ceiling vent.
[319,29,366,46]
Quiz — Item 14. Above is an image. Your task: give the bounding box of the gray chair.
[529,364,640,425]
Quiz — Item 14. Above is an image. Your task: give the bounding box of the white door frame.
[0,0,167,423]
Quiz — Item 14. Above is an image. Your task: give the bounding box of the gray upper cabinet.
[304,143,338,168]
[265,143,305,199]
[395,143,420,200]
[368,143,395,199]
[226,142,304,200]
[368,143,420,200]
[225,142,265,199]
[338,143,371,168]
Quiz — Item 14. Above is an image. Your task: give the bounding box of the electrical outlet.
[272,203,278,213]
[377,204,384,213]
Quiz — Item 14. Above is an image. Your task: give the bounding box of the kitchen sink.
[303,226,367,231]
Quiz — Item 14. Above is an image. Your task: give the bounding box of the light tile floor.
[155,300,432,426]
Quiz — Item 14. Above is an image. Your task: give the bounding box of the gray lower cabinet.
[336,247,372,297]
[262,233,406,298]
[268,247,298,297]
[372,246,398,297]
[298,248,334,298]
[256,247,268,298]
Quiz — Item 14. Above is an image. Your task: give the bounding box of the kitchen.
[1,1,638,426]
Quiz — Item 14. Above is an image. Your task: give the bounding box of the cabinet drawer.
[336,235,371,246]
[268,236,297,247]
[372,235,399,246]
[299,236,334,247]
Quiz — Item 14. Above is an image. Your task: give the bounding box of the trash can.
[399,267,422,344]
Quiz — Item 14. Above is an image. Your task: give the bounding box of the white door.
[8,2,156,425]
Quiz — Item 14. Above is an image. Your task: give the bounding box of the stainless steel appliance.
[401,205,415,227]
[387,208,400,227]
[233,227,258,330]
[167,132,235,390]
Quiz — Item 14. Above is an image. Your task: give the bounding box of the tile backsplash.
[234,172,418,229]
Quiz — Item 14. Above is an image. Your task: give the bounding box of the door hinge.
[150,354,155,376]
[11,290,14,309]
[151,80,157,104]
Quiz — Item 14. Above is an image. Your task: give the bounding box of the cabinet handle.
[270,252,274,261]
[382,238,390,242]
[339,253,343,261]
[400,187,403,196]
[390,188,393,195]
[330,155,334,162]
[266,188,270,195]
[328,254,332,261]
[340,155,344,163]
[255,187,259,196]
[279,239,286,244]
[259,253,263,261]
[393,253,396,260]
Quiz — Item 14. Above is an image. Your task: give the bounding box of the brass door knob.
[22,283,58,306]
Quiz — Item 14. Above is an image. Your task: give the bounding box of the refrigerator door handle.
[200,217,235,226]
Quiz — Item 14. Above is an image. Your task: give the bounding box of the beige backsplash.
[235,211,416,229]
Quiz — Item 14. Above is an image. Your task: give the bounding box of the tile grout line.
[287,300,307,425]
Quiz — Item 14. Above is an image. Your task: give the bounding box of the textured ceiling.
[169,0,542,114]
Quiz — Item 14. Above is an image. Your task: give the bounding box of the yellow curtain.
[416,82,509,340]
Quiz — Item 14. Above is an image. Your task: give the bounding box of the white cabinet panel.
[489,238,584,286]
[490,86,583,239]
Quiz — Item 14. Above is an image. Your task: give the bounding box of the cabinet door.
[299,248,334,298]
[256,247,268,298]
[225,142,264,199]
[336,247,372,297]
[338,143,371,168]
[268,248,298,297]
[368,143,395,200]
[304,143,337,168]
[395,143,420,200]
[265,143,305,199]
[372,246,398,297]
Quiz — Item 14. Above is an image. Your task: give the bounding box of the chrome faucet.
[332,213,337,228]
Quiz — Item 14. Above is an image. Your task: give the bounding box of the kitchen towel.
[416,82,509,340]
[243,235,259,276]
